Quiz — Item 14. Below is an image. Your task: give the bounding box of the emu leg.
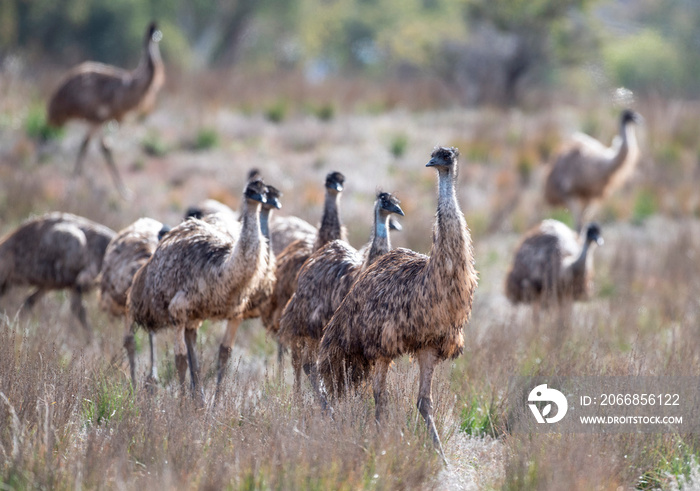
[372,358,390,425]
[291,341,303,397]
[22,288,47,312]
[417,349,447,464]
[277,343,286,383]
[184,327,205,407]
[174,325,188,394]
[74,128,97,177]
[99,135,132,200]
[215,317,242,404]
[145,331,158,392]
[302,341,329,413]
[69,288,91,334]
[123,320,137,389]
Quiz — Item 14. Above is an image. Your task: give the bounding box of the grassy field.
[2,69,700,489]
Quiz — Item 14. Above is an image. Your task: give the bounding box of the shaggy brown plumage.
[278,192,404,397]
[214,185,281,400]
[260,171,347,338]
[0,212,115,333]
[127,180,268,403]
[505,220,603,307]
[317,147,477,460]
[99,217,168,386]
[544,110,642,231]
[47,22,165,199]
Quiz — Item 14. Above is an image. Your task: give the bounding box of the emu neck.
[568,239,592,279]
[132,40,160,93]
[364,207,391,269]
[259,208,272,243]
[238,199,263,254]
[608,121,637,174]
[315,191,342,250]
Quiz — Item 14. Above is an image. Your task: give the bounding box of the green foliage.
[604,29,683,95]
[389,133,408,158]
[314,103,335,122]
[24,106,63,142]
[193,127,220,151]
[141,130,169,156]
[81,371,136,426]
[546,208,575,229]
[632,189,658,225]
[265,100,288,123]
[459,396,499,437]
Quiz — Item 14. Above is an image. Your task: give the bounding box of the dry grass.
[2,68,700,489]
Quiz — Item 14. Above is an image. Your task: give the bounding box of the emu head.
[585,223,604,246]
[244,179,267,205]
[325,171,345,194]
[247,168,262,182]
[621,109,643,125]
[427,146,460,170]
[264,185,283,210]
[376,191,405,217]
[146,22,163,44]
[157,224,172,241]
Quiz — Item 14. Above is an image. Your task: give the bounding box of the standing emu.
[99,218,170,387]
[0,212,115,333]
[318,147,477,460]
[544,109,642,231]
[47,22,165,199]
[505,220,603,307]
[260,172,346,348]
[127,179,269,403]
[214,184,281,400]
[279,191,404,398]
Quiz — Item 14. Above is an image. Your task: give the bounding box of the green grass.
[389,133,408,158]
[141,131,169,156]
[24,106,63,141]
[265,100,288,123]
[193,127,220,151]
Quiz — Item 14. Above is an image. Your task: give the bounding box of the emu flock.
[0,22,644,462]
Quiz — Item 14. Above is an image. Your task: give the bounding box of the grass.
[2,71,700,489]
[24,105,63,142]
[193,127,220,151]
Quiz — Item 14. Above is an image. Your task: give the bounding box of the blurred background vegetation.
[1,0,698,106]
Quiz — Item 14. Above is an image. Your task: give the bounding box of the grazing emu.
[318,147,477,460]
[505,220,603,307]
[0,212,115,333]
[260,172,347,341]
[99,218,169,387]
[544,110,642,231]
[279,191,404,398]
[127,180,269,403]
[47,22,165,199]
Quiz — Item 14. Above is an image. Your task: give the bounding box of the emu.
[99,218,170,387]
[260,172,346,352]
[544,110,642,231]
[47,22,165,199]
[278,191,405,399]
[127,179,269,404]
[0,212,115,333]
[214,184,281,400]
[318,147,477,460]
[505,220,603,308]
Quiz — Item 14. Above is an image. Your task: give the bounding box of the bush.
[603,29,683,95]
[24,106,63,142]
[193,127,220,151]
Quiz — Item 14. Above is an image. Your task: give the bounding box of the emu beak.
[388,218,402,231]
[633,113,645,125]
[391,203,405,216]
[426,157,439,167]
[595,237,604,246]
[152,30,163,43]
[271,198,282,209]
[251,192,266,204]
[328,182,343,192]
